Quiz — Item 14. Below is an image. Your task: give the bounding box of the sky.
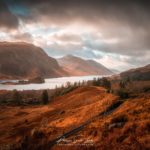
[0,0,150,71]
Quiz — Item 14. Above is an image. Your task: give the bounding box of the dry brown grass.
[64,92,150,150]
[0,86,117,149]
[0,82,150,150]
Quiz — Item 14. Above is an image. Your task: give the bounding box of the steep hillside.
[57,55,113,76]
[0,86,116,147]
[0,42,66,79]
[120,64,150,81]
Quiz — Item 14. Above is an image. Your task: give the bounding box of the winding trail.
[47,99,125,148]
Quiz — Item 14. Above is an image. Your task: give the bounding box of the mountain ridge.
[0,42,113,80]
[120,64,150,80]
[57,54,113,76]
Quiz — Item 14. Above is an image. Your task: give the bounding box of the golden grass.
[0,81,150,149]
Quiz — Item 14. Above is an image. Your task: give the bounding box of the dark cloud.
[19,0,150,26]
[0,1,19,30]
[1,0,150,70]
[17,0,150,52]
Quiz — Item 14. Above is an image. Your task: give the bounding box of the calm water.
[0,76,105,91]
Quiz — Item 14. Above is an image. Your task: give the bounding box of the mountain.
[120,64,150,81]
[57,55,113,76]
[0,42,66,79]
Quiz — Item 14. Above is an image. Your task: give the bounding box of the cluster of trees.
[52,81,86,98]
[92,77,111,91]
[52,77,112,98]
[12,90,49,105]
[90,77,131,99]
[117,78,131,99]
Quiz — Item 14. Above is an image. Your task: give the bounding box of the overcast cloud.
[0,0,150,71]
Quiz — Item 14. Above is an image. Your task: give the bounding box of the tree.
[42,90,49,104]
[77,81,81,87]
[119,80,127,89]
[73,82,77,88]
[81,80,85,86]
[13,89,22,105]
[66,82,71,88]
[101,78,111,90]
[125,77,131,83]
[92,78,103,86]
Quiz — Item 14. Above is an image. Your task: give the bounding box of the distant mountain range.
[0,42,114,79]
[4,42,150,80]
[57,55,113,76]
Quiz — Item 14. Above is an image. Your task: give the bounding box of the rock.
[108,122,125,130]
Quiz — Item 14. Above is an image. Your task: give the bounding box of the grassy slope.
[0,85,149,150]
[0,86,117,148]
[55,93,150,150]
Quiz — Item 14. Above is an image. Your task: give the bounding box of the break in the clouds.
[0,0,150,71]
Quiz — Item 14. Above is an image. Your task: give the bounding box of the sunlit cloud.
[94,54,135,71]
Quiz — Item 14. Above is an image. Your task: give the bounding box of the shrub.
[13,89,22,105]
[143,87,150,92]
[31,128,45,139]
[117,89,129,99]
[105,100,123,113]
[106,89,111,93]
[111,114,128,124]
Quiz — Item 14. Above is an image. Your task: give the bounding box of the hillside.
[0,86,116,147]
[120,64,150,81]
[57,55,113,76]
[0,85,149,149]
[0,42,67,79]
[61,92,150,150]
[0,63,150,149]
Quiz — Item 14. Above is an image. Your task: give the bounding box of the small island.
[28,76,45,84]
[2,76,45,85]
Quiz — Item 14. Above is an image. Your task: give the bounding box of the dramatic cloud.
[0,0,150,71]
[0,1,19,30]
